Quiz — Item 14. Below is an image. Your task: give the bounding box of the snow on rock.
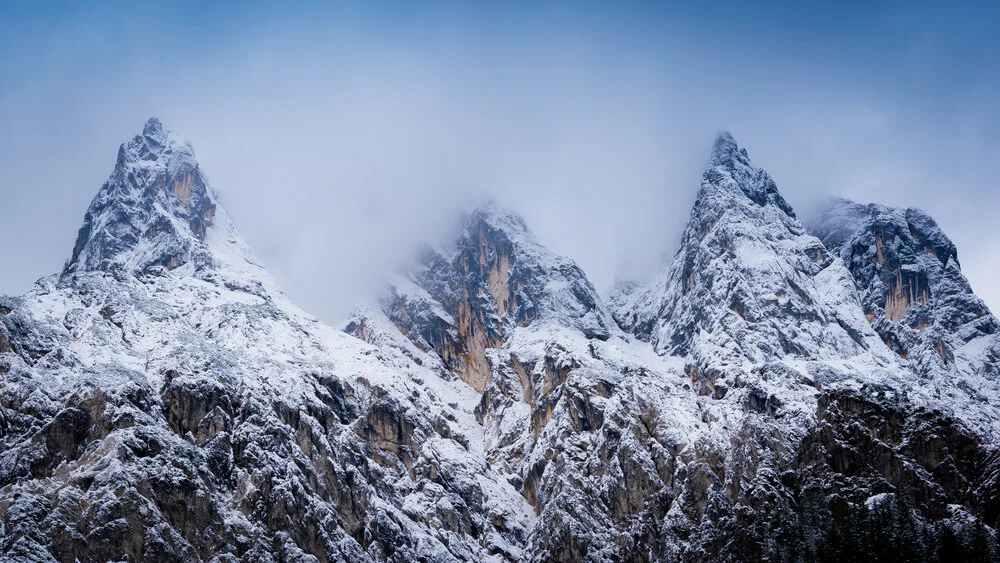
[2,122,999,562]
[65,118,220,276]
[810,197,1000,436]
[1,119,530,562]
[353,153,1000,560]
[596,132,1000,560]
[612,132,892,372]
[359,202,617,393]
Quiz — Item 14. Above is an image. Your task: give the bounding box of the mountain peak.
[810,197,998,372]
[142,116,164,136]
[614,134,889,372]
[462,201,534,245]
[355,201,616,391]
[702,131,794,216]
[709,130,740,165]
[64,119,220,276]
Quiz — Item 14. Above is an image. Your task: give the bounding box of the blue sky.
[1,1,998,321]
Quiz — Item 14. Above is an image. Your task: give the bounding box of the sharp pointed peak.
[709,130,751,168]
[143,116,164,137]
[468,198,502,214]
[64,119,221,276]
[698,131,796,217]
[713,130,736,148]
[113,118,198,181]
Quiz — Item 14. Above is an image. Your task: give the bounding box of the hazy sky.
[2,1,998,323]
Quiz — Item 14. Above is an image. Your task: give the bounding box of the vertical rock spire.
[64,118,219,276]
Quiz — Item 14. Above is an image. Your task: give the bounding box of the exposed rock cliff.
[351,204,615,392]
[811,198,999,366]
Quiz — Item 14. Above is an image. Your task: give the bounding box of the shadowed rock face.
[0,350,394,562]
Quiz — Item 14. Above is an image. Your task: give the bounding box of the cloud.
[1,3,997,322]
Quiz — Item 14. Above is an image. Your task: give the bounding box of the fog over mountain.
[1,2,997,326]
[3,115,998,563]
[4,6,1000,559]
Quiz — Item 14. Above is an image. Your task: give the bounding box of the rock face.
[2,122,999,562]
[65,118,219,276]
[810,198,1000,386]
[351,204,615,392]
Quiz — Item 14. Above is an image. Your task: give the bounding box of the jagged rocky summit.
[65,118,220,276]
[0,119,533,562]
[1,121,998,562]
[612,133,894,385]
[811,198,1000,381]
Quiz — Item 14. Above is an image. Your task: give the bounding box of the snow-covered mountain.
[350,132,1000,561]
[810,198,1000,398]
[347,203,617,393]
[1,122,998,562]
[611,133,892,371]
[65,118,223,276]
[607,134,1000,560]
[1,120,532,562]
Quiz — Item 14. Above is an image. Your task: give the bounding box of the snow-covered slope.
[2,122,998,562]
[0,120,532,562]
[810,197,1000,434]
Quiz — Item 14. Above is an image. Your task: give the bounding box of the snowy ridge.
[1,122,998,562]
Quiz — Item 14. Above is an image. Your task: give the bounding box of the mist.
[1,2,998,324]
